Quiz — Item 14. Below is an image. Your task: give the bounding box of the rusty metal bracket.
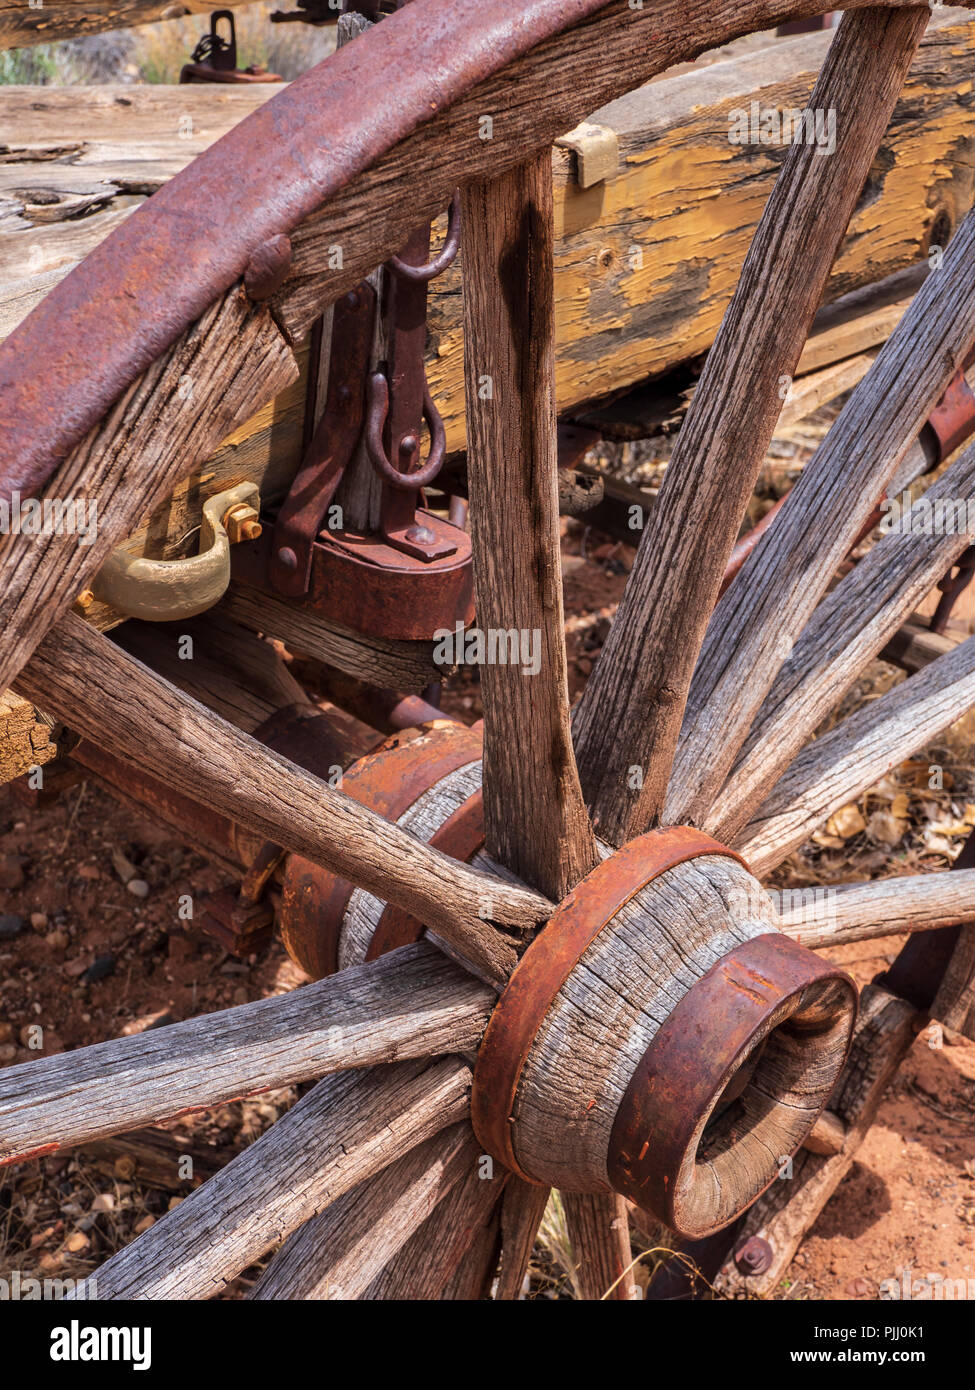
[270,282,377,598]
[924,362,975,465]
[180,10,282,84]
[931,543,975,635]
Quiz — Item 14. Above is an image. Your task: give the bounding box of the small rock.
[45,929,69,951]
[133,1214,156,1234]
[126,878,150,899]
[29,912,49,931]
[0,855,25,890]
[90,1193,115,1213]
[64,1231,89,1254]
[110,847,139,884]
[0,1022,12,1044]
[76,863,101,882]
[0,914,25,939]
[119,1009,174,1037]
[845,1277,874,1297]
[81,953,116,984]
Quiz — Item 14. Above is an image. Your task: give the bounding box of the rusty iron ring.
[366,788,485,961]
[278,722,482,978]
[471,827,748,1183]
[608,932,856,1236]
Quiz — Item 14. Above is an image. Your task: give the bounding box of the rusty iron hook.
[365,371,446,490]
[387,192,462,283]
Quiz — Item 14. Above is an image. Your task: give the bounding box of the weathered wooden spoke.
[462,152,598,900]
[572,5,929,845]
[4,0,975,1304]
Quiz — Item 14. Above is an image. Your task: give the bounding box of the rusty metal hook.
[387,192,462,283]
[365,371,446,490]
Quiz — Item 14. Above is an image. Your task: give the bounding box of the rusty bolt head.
[75,589,95,611]
[733,1236,773,1276]
[223,503,262,545]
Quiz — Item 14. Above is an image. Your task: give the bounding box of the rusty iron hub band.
[471,827,748,1183]
[366,788,485,961]
[606,931,856,1234]
[278,721,482,977]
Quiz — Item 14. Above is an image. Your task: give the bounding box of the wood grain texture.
[0,0,257,49]
[0,291,299,696]
[713,986,916,1297]
[563,1192,637,1301]
[737,637,975,876]
[77,1058,471,1300]
[16,616,553,985]
[778,870,975,949]
[669,205,975,832]
[249,1125,477,1301]
[572,6,929,845]
[708,440,975,841]
[0,942,491,1165]
[495,1178,550,1301]
[461,152,597,899]
[0,688,57,784]
[362,1152,507,1300]
[932,925,975,1035]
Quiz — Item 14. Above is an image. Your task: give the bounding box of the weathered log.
[668,203,975,830]
[713,986,916,1297]
[778,870,975,949]
[572,6,928,845]
[249,1125,477,1301]
[563,1192,637,1301]
[16,616,552,986]
[0,0,259,49]
[737,637,975,876]
[0,942,491,1166]
[709,441,975,841]
[461,151,597,900]
[77,1058,471,1300]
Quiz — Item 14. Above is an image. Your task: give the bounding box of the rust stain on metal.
[471,827,746,1182]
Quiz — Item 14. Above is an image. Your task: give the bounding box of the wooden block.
[0,688,58,785]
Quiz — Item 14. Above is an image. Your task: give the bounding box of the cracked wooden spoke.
[778,870,975,950]
[250,1125,478,1301]
[80,1058,470,1300]
[563,1191,637,1301]
[462,152,598,899]
[572,5,929,846]
[736,636,975,876]
[707,436,975,841]
[495,1178,551,1301]
[0,943,490,1166]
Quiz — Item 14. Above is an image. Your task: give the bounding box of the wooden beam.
[462,152,598,900]
[16,615,553,985]
[563,1191,637,1301]
[495,1179,550,1301]
[81,1058,471,1300]
[572,6,929,845]
[0,0,261,50]
[0,942,492,1166]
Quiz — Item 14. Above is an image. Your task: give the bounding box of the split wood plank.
[572,5,929,845]
[0,942,492,1166]
[16,615,554,984]
[737,636,975,877]
[461,152,598,900]
[250,1124,477,1300]
[78,1058,471,1300]
[495,1178,550,1301]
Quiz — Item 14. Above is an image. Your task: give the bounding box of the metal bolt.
[733,1236,773,1276]
[223,503,262,545]
[405,524,435,545]
[75,589,95,611]
[276,546,298,574]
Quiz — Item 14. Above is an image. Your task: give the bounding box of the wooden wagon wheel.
[2,0,975,1300]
